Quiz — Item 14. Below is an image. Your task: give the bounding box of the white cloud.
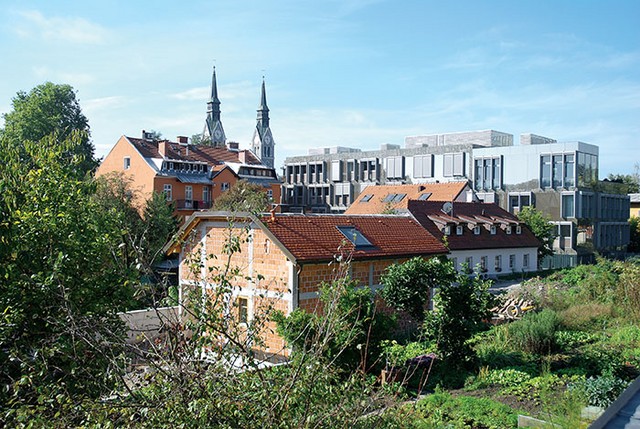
[15,10,109,44]
[84,96,128,113]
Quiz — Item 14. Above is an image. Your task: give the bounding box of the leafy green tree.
[190,133,211,145]
[275,275,394,373]
[517,205,556,262]
[213,179,270,213]
[1,82,96,174]
[380,256,456,322]
[424,268,494,366]
[607,172,639,193]
[94,173,179,307]
[0,133,134,419]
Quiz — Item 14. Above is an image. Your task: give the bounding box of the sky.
[0,0,639,177]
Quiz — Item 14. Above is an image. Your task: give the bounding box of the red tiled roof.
[407,200,541,251]
[128,137,263,166]
[262,213,448,262]
[345,182,470,215]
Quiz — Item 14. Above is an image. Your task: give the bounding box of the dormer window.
[444,225,451,235]
[516,225,522,234]
[506,226,512,235]
[490,225,497,235]
[456,225,464,235]
[473,226,481,235]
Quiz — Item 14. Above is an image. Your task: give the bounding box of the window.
[541,155,551,188]
[444,153,465,177]
[185,185,193,202]
[456,225,464,235]
[221,182,230,191]
[553,155,563,188]
[203,186,210,202]
[451,257,458,270]
[123,157,131,170]
[495,255,502,271]
[444,225,451,235]
[385,156,404,179]
[473,225,481,235]
[264,239,270,254]
[542,153,578,188]
[562,193,575,218]
[418,193,432,201]
[480,256,488,271]
[237,297,248,324]
[506,226,512,235]
[331,160,342,182]
[508,192,532,214]
[413,155,433,178]
[490,225,497,235]
[474,156,502,191]
[337,226,374,248]
[523,254,530,269]
[392,193,406,203]
[509,254,515,269]
[163,184,172,201]
[465,256,473,272]
[516,225,522,234]
[361,194,374,202]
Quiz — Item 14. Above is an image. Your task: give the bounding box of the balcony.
[175,200,212,210]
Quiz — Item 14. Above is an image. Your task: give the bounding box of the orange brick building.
[166,211,448,361]
[96,133,281,216]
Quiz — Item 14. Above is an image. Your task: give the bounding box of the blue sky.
[1,0,639,176]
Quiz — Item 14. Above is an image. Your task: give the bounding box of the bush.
[411,390,521,429]
[508,309,560,355]
[571,375,629,408]
[554,330,599,350]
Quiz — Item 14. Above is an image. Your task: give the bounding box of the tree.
[423,267,494,365]
[517,205,556,263]
[1,82,96,174]
[213,179,270,213]
[380,256,456,322]
[0,132,135,419]
[607,171,640,193]
[93,173,180,307]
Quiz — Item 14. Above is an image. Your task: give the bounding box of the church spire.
[257,76,270,129]
[251,77,275,168]
[203,66,226,146]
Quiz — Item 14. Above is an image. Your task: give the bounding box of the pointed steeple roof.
[203,66,226,146]
[256,76,269,129]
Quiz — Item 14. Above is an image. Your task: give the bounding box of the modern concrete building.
[281,130,629,258]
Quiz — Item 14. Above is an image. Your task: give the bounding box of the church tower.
[202,66,226,147]
[251,78,275,168]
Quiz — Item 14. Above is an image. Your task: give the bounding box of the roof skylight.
[337,226,374,248]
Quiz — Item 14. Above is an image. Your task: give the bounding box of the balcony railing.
[175,200,212,210]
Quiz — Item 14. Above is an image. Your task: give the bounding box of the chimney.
[238,150,247,164]
[177,136,188,144]
[158,141,167,158]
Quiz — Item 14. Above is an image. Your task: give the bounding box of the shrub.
[508,309,560,355]
[571,375,629,408]
[554,330,599,350]
[412,390,521,429]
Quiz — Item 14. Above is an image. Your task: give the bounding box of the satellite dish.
[442,202,453,214]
